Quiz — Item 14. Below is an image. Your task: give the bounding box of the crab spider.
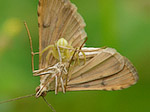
[34,37,86,78]
[39,38,86,65]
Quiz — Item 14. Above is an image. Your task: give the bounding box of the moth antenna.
[24,21,34,72]
[42,96,56,112]
[0,93,35,104]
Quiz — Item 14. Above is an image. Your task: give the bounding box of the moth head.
[35,86,47,98]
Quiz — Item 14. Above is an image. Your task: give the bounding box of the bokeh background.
[0,0,149,112]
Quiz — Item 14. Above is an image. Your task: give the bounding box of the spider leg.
[75,51,80,65]
[46,51,53,66]
[45,46,61,66]
[80,51,86,64]
[77,36,87,64]
[60,77,65,93]
[65,48,77,91]
[39,45,54,63]
[67,63,75,81]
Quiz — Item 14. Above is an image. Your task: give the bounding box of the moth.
[0,0,138,111]
[34,0,138,95]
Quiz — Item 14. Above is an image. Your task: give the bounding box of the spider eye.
[57,38,68,47]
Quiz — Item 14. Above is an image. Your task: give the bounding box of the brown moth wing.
[38,0,87,68]
[48,47,138,91]
[68,48,125,85]
[66,56,138,91]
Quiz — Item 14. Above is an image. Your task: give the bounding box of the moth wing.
[48,47,138,91]
[68,48,125,85]
[38,0,87,68]
[66,56,138,91]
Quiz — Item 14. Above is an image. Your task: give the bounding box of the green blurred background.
[0,0,149,112]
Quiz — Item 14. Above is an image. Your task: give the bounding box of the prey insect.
[0,0,138,112]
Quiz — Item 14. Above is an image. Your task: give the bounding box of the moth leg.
[30,52,40,76]
[30,52,41,75]
[24,22,39,73]
[55,70,63,94]
[33,70,56,76]
[60,77,65,93]
[33,65,52,75]
[56,76,61,93]
[60,67,67,93]
[33,64,58,76]
[32,52,40,55]
[55,75,58,94]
